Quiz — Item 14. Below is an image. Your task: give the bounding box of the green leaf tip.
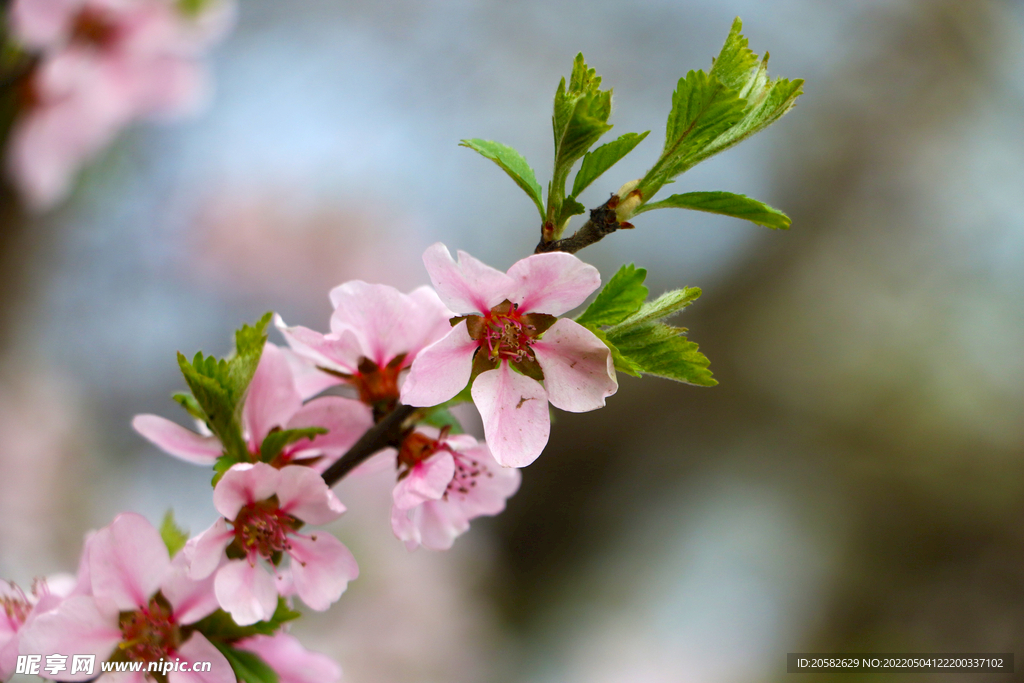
[636,18,803,206]
[212,641,279,683]
[571,131,649,198]
[259,427,329,464]
[548,53,615,237]
[177,312,273,467]
[576,263,649,327]
[460,139,545,219]
[159,510,189,558]
[636,190,790,229]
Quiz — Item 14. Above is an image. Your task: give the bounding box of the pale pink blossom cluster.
[12,243,618,682]
[5,0,235,208]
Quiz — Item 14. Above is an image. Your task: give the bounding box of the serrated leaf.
[709,17,759,91]
[638,70,746,200]
[259,427,328,463]
[571,131,649,197]
[610,287,702,332]
[576,264,649,327]
[419,407,465,434]
[608,322,715,386]
[636,20,802,205]
[212,641,279,683]
[548,53,614,237]
[159,510,188,558]
[636,191,790,229]
[460,139,545,219]
[177,313,272,464]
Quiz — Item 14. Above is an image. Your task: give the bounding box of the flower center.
[232,499,296,560]
[118,595,180,664]
[460,301,555,378]
[446,453,495,500]
[71,7,120,48]
[352,355,404,416]
[396,430,448,470]
[1,586,30,626]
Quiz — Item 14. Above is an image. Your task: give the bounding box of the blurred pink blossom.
[6,0,235,208]
[236,633,341,683]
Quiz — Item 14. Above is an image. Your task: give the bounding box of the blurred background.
[2,0,1024,681]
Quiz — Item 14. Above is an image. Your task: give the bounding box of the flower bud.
[614,179,643,222]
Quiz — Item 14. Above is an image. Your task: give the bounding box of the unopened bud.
[614,179,643,222]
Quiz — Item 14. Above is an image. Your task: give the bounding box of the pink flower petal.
[405,285,458,361]
[532,318,617,412]
[213,561,278,627]
[170,632,235,683]
[274,315,362,375]
[400,321,477,407]
[89,513,170,611]
[287,533,358,611]
[285,396,373,458]
[212,463,280,521]
[131,414,222,465]
[506,252,602,315]
[188,519,232,581]
[236,633,342,683]
[422,243,514,314]
[280,348,343,400]
[18,596,121,680]
[328,281,431,367]
[9,0,79,48]
[471,363,550,467]
[162,556,219,626]
[243,343,303,448]
[392,451,455,509]
[449,443,522,517]
[391,502,467,552]
[275,465,346,525]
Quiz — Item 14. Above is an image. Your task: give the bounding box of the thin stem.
[321,403,416,487]
[534,196,628,254]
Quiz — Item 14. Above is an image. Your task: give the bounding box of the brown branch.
[321,403,416,487]
[534,195,631,254]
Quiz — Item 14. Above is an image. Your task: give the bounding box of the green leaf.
[172,391,206,422]
[636,19,802,205]
[548,54,614,237]
[555,196,586,230]
[193,599,301,643]
[571,131,649,198]
[638,69,746,200]
[177,313,272,465]
[211,641,279,683]
[460,139,545,219]
[587,326,642,377]
[419,407,465,434]
[259,427,328,463]
[159,510,188,558]
[575,264,649,327]
[610,287,703,332]
[635,190,790,229]
[709,17,759,91]
[608,322,716,386]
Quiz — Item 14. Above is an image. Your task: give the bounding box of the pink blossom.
[236,633,341,683]
[276,281,452,416]
[6,0,235,208]
[390,427,520,551]
[401,243,618,467]
[1,576,73,680]
[133,343,372,472]
[189,463,358,625]
[18,512,232,683]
